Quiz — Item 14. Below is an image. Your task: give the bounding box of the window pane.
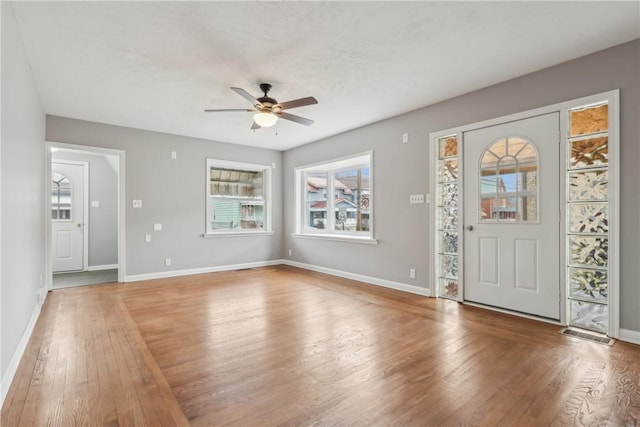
[210,168,263,198]
[439,207,458,230]
[439,254,458,279]
[569,300,608,333]
[439,278,458,300]
[569,268,608,302]
[438,183,458,207]
[570,136,608,169]
[480,172,498,195]
[334,167,370,232]
[569,236,608,268]
[51,173,71,221]
[481,151,499,170]
[497,163,517,193]
[518,196,537,222]
[570,103,608,137]
[480,197,496,221]
[439,231,458,254]
[569,203,608,234]
[306,173,328,230]
[438,136,458,158]
[210,199,264,231]
[438,159,458,182]
[569,170,608,202]
[518,169,537,192]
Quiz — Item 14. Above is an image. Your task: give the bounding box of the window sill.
[291,233,378,245]
[203,231,274,238]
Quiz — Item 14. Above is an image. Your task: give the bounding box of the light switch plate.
[153,223,162,231]
[409,194,425,204]
[91,200,100,208]
[132,199,142,208]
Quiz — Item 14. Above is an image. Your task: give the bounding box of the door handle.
[465,225,474,231]
[77,223,84,228]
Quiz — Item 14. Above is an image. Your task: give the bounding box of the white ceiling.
[10,1,640,151]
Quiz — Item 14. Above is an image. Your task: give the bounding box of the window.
[295,153,373,240]
[479,137,538,222]
[206,159,271,235]
[51,172,72,220]
[566,101,610,333]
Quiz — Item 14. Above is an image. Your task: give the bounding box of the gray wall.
[46,118,283,276]
[1,2,46,380]
[52,151,118,267]
[283,40,640,333]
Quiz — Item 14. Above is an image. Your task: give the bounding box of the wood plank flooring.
[2,265,639,426]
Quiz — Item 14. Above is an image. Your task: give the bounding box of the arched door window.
[51,172,72,220]
[479,136,538,222]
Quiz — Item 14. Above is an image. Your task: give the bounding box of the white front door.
[52,162,85,272]
[463,113,560,319]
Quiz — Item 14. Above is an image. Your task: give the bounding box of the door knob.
[466,225,474,231]
[77,223,83,228]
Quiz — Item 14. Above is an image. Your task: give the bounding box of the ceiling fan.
[204,83,318,129]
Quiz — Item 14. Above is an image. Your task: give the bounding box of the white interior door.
[52,162,85,272]
[463,113,560,319]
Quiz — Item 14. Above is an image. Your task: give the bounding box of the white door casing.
[463,113,560,319]
[52,162,86,272]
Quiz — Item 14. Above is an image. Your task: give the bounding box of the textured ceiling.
[9,1,640,151]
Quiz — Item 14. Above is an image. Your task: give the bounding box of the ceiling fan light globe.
[253,111,278,128]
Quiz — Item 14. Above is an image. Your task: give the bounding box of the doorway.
[430,90,619,337]
[51,161,87,273]
[462,113,560,319]
[47,143,124,288]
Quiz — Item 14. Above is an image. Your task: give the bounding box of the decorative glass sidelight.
[567,101,610,334]
[436,135,460,300]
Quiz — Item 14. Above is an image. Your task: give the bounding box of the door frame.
[429,90,620,337]
[51,160,89,272]
[45,141,126,288]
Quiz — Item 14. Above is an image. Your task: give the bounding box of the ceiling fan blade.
[278,112,314,126]
[276,96,318,111]
[231,87,262,107]
[251,121,261,130]
[204,108,254,112]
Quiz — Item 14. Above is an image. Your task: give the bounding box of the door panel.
[463,113,560,319]
[52,162,85,272]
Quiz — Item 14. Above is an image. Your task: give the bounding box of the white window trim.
[294,151,375,243]
[204,158,272,236]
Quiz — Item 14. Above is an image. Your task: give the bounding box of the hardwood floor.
[2,265,639,426]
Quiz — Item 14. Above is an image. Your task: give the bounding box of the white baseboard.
[124,260,283,282]
[619,328,640,345]
[86,264,118,272]
[1,291,47,407]
[281,260,431,297]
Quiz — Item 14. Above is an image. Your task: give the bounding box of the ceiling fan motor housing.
[258,83,277,107]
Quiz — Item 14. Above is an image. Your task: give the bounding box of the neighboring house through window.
[206,159,272,235]
[295,152,373,241]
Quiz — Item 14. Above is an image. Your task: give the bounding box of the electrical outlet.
[145,234,151,243]
[288,249,292,257]
[409,268,416,279]
[171,151,177,159]
[164,258,171,266]
[409,194,425,204]
[402,133,409,143]
[132,199,142,208]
